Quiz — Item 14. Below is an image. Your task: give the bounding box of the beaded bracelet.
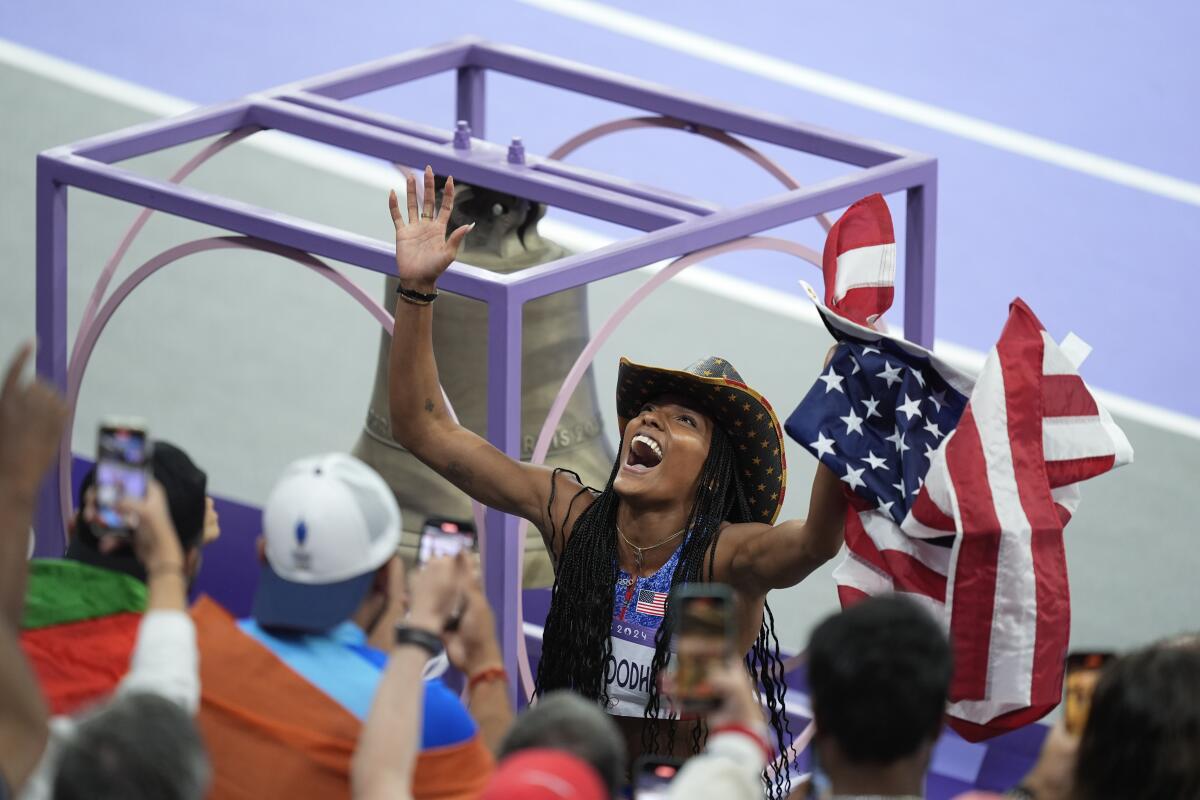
[396,283,439,306]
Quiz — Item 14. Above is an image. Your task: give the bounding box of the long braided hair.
[536,422,795,798]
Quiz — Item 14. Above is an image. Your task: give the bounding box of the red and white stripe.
[822,193,896,327]
[833,299,1132,741]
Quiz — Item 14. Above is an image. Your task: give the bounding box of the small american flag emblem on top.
[635,589,668,617]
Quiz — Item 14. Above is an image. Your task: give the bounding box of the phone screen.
[1064,651,1114,735]
[670,584,734,714]
[417,518,476,565]
[633,757,682,799]
[96,423,149,532]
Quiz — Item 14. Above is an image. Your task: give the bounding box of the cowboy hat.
[616,356,786,523]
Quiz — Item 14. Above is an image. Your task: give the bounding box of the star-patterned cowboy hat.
[616,356,787,523]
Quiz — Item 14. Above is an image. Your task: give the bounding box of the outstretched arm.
[352,555,469,800]
[387,168,583,553]
[717,462,846,594]
[0,343,66,793]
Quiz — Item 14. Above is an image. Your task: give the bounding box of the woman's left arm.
[716,462,846,593]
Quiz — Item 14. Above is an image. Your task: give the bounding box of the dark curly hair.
[536,423,794,798]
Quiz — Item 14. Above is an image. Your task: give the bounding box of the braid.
[537,423,795,798]
[537,459,621,703]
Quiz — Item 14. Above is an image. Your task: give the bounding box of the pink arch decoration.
[77,128,258,338]
[549,116,834,234]
[58,235,486,539]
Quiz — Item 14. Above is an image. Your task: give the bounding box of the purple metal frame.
[34,37,938,708]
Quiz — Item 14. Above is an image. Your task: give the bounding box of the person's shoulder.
[420,676,479,747]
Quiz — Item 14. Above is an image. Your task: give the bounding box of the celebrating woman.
[387,167,846,796]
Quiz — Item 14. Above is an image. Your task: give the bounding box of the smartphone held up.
[95,419,150,535]
[417,517,477,566]
[669,583,735,715]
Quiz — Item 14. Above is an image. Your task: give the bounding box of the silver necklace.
[617,525,685,572]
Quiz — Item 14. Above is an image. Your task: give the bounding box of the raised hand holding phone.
[668,584,735,714]
[406,553,470,634]
[114,480,187,610]
[95,419,150,534]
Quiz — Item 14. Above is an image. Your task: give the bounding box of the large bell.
[352,181,615,587]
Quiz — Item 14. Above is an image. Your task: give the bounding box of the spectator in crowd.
[23,478,210,800]
[0,344,63,796]
[20,433,214,717]
[354,553,614,800]
[495,692,626,799]
[51,693,207,800]
[440,568,514,754]
[192,453,492,799]
[1074,637,1200,798]
[1012,635,1200,800]
[353,554,470,800]
[661,656,774,800]
[806,595,952,799]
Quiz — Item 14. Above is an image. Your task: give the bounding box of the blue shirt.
[238,618,476,748]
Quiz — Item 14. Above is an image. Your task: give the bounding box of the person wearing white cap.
[250,453,405,637]
[195,453,493,799]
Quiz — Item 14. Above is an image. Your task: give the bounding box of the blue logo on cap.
[295,520,308,547]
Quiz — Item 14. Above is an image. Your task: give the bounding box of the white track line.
[5,36,1198,440]
[517,0,1200,208]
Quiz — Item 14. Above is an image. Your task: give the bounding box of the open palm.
[389,165,472,289]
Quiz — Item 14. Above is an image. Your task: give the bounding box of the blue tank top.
[605,540,686,717]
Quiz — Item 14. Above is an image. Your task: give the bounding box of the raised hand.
[443,572,502,676]
[0,342,68,502]
[406,552,471,633]
[115,480,184,575]
[389,166,473,293]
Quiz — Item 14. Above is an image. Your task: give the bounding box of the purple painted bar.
[504,156,936,303]
[276,92,719,216]
[298,38,477,100]
[531,159,721,216]
[42,153,506,302]
[905,165,938,347]
[69,101,254,164]
[484,298,527,707]
[456,66,487,140]
[34,158,68,558]
[249,98,698,230]
[470,42,912,168]
[283,91,453,144]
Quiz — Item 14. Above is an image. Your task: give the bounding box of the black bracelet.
[396,282,439,305]
[394,624,444,657]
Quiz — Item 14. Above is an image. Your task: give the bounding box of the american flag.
[822,193,895,328]
[635,589,669,618]
[787,282,1133,741]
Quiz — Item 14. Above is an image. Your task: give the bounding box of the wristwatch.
[394,624,444,658]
